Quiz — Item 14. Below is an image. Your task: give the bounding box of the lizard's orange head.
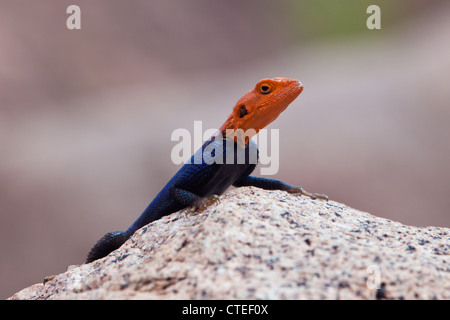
[219,77,303,146]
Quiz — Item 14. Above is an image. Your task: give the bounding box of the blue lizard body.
[125,137,258,237]
[85,77,327,263]
[87,137,260,262]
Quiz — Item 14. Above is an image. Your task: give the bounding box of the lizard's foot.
[186,194,220,216]
[43,265,79,285]
[195,194,220,211]
[43,274,57,285]
[287,186,328,201]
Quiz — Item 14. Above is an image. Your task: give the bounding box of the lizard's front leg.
[233,176,328,201]
[169,187,220,213]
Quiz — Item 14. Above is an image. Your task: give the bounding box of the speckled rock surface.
[9,187,450,300]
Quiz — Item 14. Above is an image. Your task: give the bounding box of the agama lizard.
[86,77,327,263]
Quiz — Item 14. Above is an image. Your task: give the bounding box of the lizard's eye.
[238,105,248,118]
[258,82,273,94]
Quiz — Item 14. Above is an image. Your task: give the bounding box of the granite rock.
[9,187,450,300]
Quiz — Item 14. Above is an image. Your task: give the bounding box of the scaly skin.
[86,77,327,263]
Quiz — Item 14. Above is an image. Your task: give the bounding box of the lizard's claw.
[43,275,57,285]
[186,194,220,216]
[196,194,220,211]
[288,186,328,201]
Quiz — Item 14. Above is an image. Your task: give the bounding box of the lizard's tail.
[85,231,128,263]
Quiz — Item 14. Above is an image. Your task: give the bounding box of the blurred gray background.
[1,0,449,298]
